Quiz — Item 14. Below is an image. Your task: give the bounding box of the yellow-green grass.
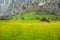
[0,20,60,40]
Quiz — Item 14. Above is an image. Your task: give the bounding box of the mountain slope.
[0,0,60,15]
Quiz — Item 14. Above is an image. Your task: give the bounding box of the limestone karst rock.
[0,0,60,15]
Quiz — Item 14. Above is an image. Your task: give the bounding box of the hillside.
[0,0,60,15]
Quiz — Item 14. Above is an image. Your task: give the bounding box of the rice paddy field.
[0,20,60,40]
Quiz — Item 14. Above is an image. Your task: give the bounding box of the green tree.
[51,11,56,15]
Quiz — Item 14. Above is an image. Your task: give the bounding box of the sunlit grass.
[0,20,60,40]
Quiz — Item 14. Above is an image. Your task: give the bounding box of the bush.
[51,11,56,15]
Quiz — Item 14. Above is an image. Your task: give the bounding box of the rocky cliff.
[0,0,60,15]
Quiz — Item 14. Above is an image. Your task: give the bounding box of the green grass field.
[0,20,60,40]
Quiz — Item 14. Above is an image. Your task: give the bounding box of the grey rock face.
[0,0,60,15]
[0,0,40,15]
